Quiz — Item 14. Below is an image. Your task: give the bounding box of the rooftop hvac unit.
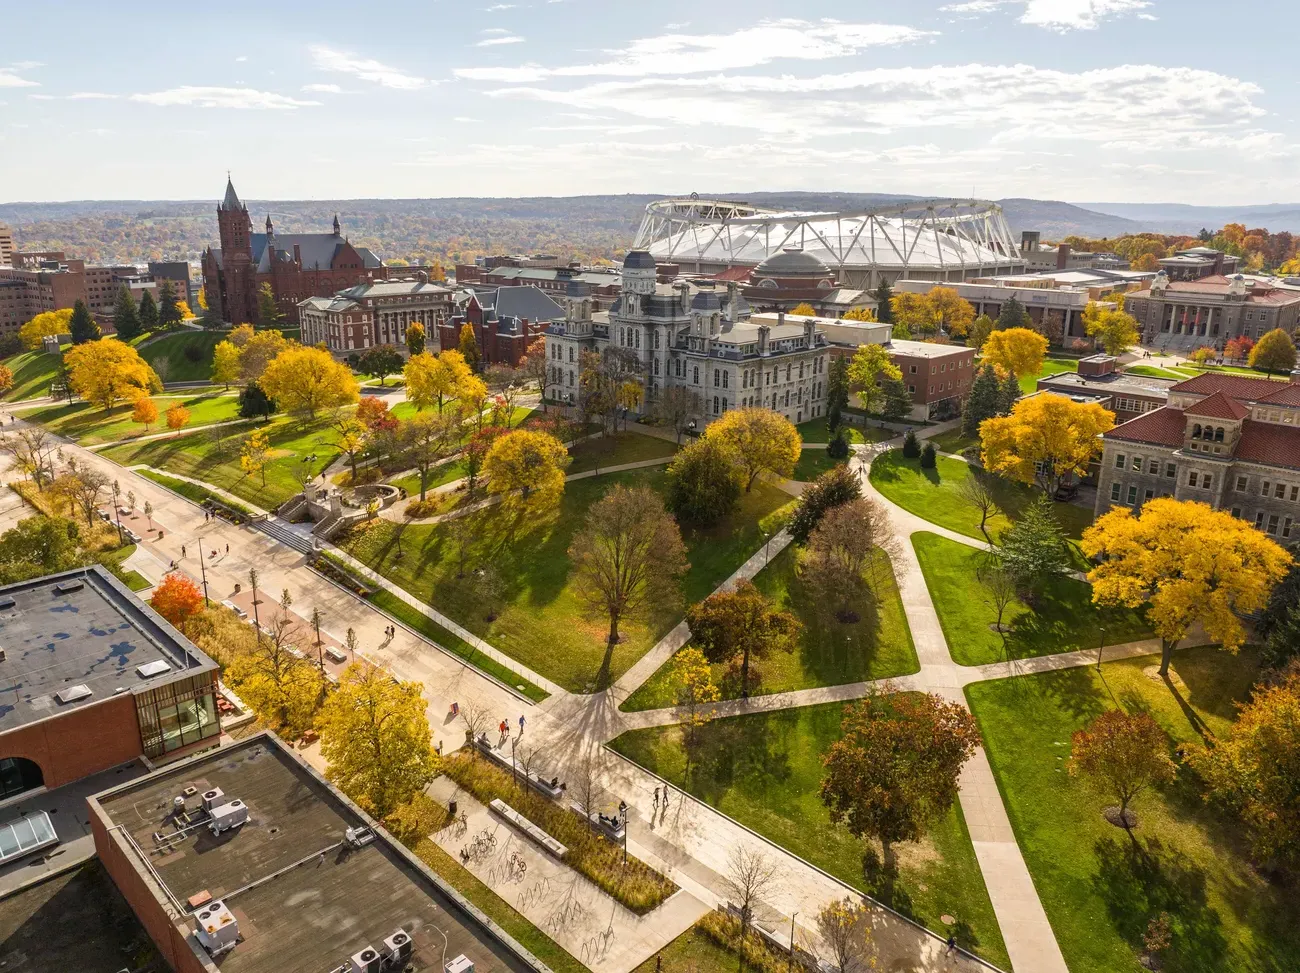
[208,800,248,835]
[194,900,239,955]
[345,826,375,848]
[383,929,413,965]
[350,946,383,973]
[201,788,225,810]
[445,955,474,973]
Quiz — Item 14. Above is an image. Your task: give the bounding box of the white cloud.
[940,0,1153,31]
[309,45,434,90]
[235,55,248,62]
[0,66,39,88]
[455,18,932,82]
[302,83,343,93]
[484,4,516,10]
[30,91,117,100]
[483,63,1269,148]
[477,35,525,47]
[481,28,511,34]
[130,86,320,109]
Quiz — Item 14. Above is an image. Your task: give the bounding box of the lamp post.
[788,912,798,972]
[196,537,210,606]
[111,480,124,546]
[762,529,771,567]
[248,568,261,640]
[1096,623,1107,670]
[619,800,628,864]
[312,607,325,671]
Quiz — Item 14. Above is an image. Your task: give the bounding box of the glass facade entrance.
[134,672,221,757]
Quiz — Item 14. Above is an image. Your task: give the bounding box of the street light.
[248,567,261,638]
[312,607,326,670]
[762,529,771,567]
[788,912,798,972]
[1096,623,1107,670]
[196,536,210,606]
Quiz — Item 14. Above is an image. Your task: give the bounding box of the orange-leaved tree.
[165,403,191,436]
[150,573,205,629]
[132,397,159,432]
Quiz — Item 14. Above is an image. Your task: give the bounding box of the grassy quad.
[869,448,1094,541]
[791,447,846,482]
[3,350,61,401]
[101,414,337,510]
[1124,365,1193,381]
[622,543,918,710]
[16,393,241,445]
[565,431,678,475]
[137,331,224,383]
[338,468,794,692]
[609,698,1009,969]
[913,532,1150,667]
[967,645,1300,973]
[795,418,895,445]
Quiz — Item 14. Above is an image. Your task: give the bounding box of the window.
[1188,471,1199,487]
[1203,475,1213,490]
[1144,489,1154,503]
[722,371,729,389]
[909,365,917,374]
[1111,482,1122,501]
[1236,476,1248,491]
[1267,515,1279,535]
[1232,507,1242,519]
[135,673,220,757]
[931,366,937,375]
[1132,456,1142,472]
[908,384,915,393]
[1256,512,1265,528]
[929,385,934,394]
[1277,483,1287,499]
[1148,459,1159,475]
[1285,518,1294,538]
[1115,454,1126,469]
[693,367,699,384]
[1292,485,1299,502]
[1127,485,1138,504]
[1165,463,1176,478]
[712,396,719,414]
[1262,481,1271,496]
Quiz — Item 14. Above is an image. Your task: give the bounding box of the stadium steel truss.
[632,197,1025,288]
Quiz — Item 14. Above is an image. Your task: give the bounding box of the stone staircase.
[253,517,315,555]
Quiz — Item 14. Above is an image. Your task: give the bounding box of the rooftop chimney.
[1057,244,1071,271]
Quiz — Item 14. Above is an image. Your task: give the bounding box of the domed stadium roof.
[754,248,830,278]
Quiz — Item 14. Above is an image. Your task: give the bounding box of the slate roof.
[222,177,243,211]
[338,280,450,300]
[1105,407,1188,447]
[475,285,565,322]
[251,233,382,273]
[1237,422,1300,470]
[1183,390,1249,421]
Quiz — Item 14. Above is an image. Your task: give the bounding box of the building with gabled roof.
[444,285,562,367]
[298,277,454,355]
[202,177,388,327]
[1096,371,1300,541]
[1124,270,1300,354]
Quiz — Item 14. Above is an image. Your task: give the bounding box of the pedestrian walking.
[652,787,660,809]
[181,545,186,558]
[225,544,229,555]
[498,719,508,741]
[662,786,670,810]
[946,936,957,956]
[518,714,526,734]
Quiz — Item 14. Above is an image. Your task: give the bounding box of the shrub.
[920,442,937,468]
[826,429,849,459]
[183,344,203,363]
[902,429,921,458]
[405,497,447,519]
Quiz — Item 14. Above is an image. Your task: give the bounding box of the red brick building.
[201,177,387,327]
[443,285,561,366]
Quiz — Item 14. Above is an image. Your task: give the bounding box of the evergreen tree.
[962,364,1002,438]
[826,356,849,432]
[111,285,142,341]
[67,300,100,344]
[788,463,861,544]
[1258,550,1300,667]
[881,374,912,422]
[998,495,1069,600]
[920,442,937,469]
[902,429,921,458]
[873,279,894,324]
[826,428,849,459]
[996,296,1028,331]
[998,370,1021,414]
[157,280,183,330]
[238,383,278,420]
[138,290,159,333]
[256,283,282,326]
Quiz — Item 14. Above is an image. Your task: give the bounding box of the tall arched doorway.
[0,757,43,801]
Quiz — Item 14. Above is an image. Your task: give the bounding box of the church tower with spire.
[212,176,256,324]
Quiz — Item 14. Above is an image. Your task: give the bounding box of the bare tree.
[983,563,1018,659]
[958,474,1001,548]
[801,498,901,621]
[815,898,874,973]
[459,700,493,755]
[569,749,602,832]
[724,845,777,972]
[0,426,57,489]
[654,385,701,444]
[519,338,548,411]
[63,466,111,524]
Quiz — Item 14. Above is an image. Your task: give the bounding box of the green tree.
[1249,328,1298,375]
[686,579,801,698]
[458,322,481,372]
[847,343,902,415]
[919,442,936,469]
[1258,550,1300,667]
[901,429,920,459]
[998,370,1021,414]
[137,289,159,332]
[357,345,405,387]
[820,692,981,871]
[996,296,1029,331]
[967,313,995,351]
[880,374,912,422]
[873,279,894,324]
[238,383,277,419]
[962,365,1002,438]
[156,280,183,330]
[317,662,441,818]
[665,435,741,526]
[826,355,850,432]
[789,463,862,544]
[256,282,282,326]
[0,515,84,583]
[998,495,1069,600]
[112,286,142,341]
[68,300,100,344]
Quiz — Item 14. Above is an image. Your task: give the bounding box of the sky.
[1,0,1295,205]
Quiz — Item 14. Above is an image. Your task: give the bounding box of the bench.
[573,804,625,841]
[488,799,567,857]
[474,737,566,800]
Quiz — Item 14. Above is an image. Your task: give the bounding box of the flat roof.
[92,735,542,973]
[1037,370,1175,398]
[0,861,165,973]
[887,339,973,359]
[0,566,217,735]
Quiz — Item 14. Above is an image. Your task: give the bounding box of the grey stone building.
[544,251,830,426]
[1096,372,1300,542]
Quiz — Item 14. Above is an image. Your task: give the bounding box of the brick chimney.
[1056,244,1071,271]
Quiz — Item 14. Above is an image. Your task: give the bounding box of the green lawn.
[138,331,224,383]
[18,393,241,445]
[3,350,61,400]
[967,645,1300,973]
[792,447,845,482]
[913,532,1150,667]
[102,415,336,510]
[1019,358,1078,394]
[869,448,1094,541]
[566,431,678,474]
[796,418,894,445]
[609,699,1009,969]
[928,429,979,454]
[1125,365,1192,381]
[339,468,794,692]
[97,543,151,591]
[389,459,470,498]
[623,543,917,710]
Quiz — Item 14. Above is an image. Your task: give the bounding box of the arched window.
[693,367,699,384]
[1214,427,1224,442]
[0,757,43,800]
[1192,424,1202,439]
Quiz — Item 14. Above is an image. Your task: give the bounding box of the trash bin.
[448,800,458,817]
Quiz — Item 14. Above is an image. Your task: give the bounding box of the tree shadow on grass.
[683,710,790,807]
[1092,833,1228,971]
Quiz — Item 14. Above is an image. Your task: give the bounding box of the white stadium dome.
[632,197,1025,289]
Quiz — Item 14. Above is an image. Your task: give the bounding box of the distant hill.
[0,193,1273,266]
[1076,202,1300,235]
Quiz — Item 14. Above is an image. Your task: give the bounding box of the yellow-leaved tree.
[405,349,472,411]
[64,337,161,412]
[789,302,819,317]
[1083,302,1141,356]
[482,428,570,517]
[981,327,1048,378]
[706,407,801,491]
[237,328,290,384]
[927,286,975,338]
[259,345,358,419]
[979,393,1115,496]
[842,306,876,322]
[317,662,440,818]
[240,428,270,486]
[891,291,938,335]
[211,339,241,388]
[18,308,73,350]
[1081,498,1292,675]
[846,343,902,414]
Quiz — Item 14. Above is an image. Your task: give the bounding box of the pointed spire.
[222,175,242,211]
[333,213,341,236]
[265,213,274,235]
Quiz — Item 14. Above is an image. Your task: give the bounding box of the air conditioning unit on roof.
[351,946,383,973]
[201,788,225,810]
[194,900,239,955]
[383,929,412,965]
